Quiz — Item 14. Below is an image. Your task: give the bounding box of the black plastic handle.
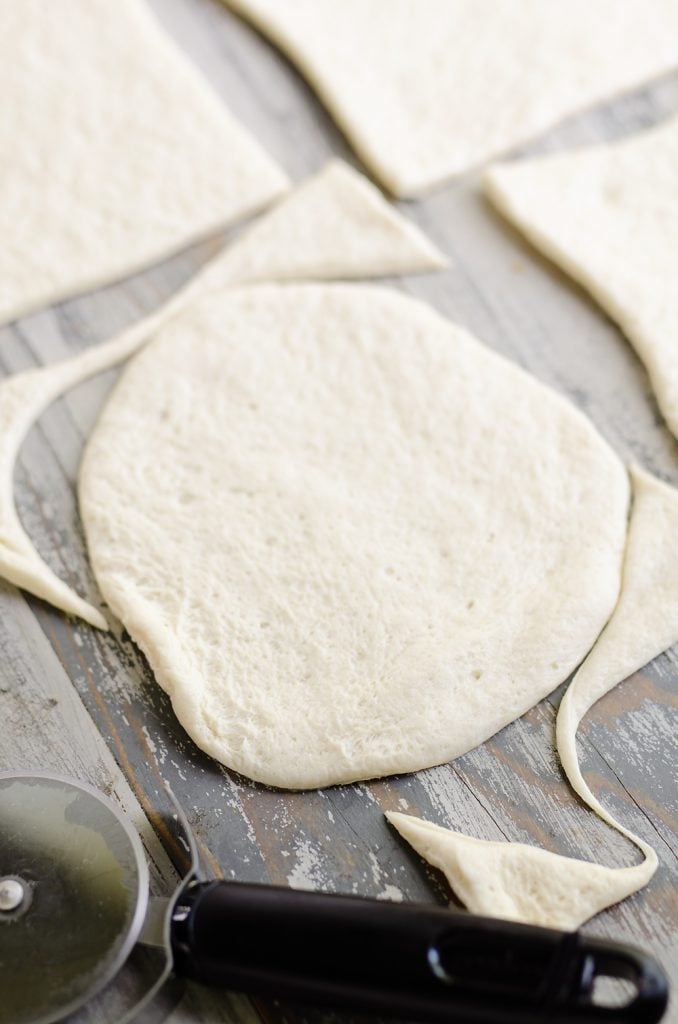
[171,881,668,1023]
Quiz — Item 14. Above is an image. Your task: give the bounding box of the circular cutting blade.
[0,772,148,1024]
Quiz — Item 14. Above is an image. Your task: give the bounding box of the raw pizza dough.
[387,814,633,931]
[79,284,629,788]
[389,468,678,929]
[0,0,288,325]
[225,0,678,196]
[208,160,447,282]
[0,163,444,626]
[485,115,678,441]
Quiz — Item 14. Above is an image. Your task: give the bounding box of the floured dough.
[0,163,444,624]
[225,0,678,196]
[485,115,678,440]
[388,468,678,928]
[79,284,629,788]
[0,0,288,325]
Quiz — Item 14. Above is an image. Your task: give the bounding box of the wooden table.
[1,1,676,1020]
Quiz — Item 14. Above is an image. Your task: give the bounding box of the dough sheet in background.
[0,0,676,1021]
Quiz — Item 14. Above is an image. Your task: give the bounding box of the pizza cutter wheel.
[0,772,668,1024]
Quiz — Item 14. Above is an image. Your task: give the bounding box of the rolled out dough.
[225,0,678,196]
[79,284,629,788]
[0,163,444,626]
[389,468,678,929]
[485,115,678,441]
[0,0,287,326]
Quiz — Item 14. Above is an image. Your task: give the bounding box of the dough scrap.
[385,814,638,931]
[556,466,678,848]
[0,0,288,326]
[225,0,678,196]
[388,467,678,928]
[79,283,629,788]
[485,115,678,440]
[0,163,443,624]
[208,160,447,282]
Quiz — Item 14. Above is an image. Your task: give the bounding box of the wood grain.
[0,1,676,1021]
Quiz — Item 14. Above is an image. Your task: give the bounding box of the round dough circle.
[80,284,628,788]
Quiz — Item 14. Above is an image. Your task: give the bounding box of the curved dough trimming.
[0,162,444,625]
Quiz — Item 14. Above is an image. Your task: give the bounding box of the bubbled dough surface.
[79,284,629,789]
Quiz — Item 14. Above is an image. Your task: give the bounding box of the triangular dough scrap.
[485,115,678,440]
[206,160,447,284]
[0,0,288,325]
[386,813,643,931]
[0,163,444,624]
[388,467,678,929]
[225,0,678,196]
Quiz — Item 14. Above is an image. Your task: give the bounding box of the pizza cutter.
[0,772,668,1024]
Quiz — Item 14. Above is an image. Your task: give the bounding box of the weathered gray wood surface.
[1,1,677,1020]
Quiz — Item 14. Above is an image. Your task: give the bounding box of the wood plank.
[0,1,676,1021]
